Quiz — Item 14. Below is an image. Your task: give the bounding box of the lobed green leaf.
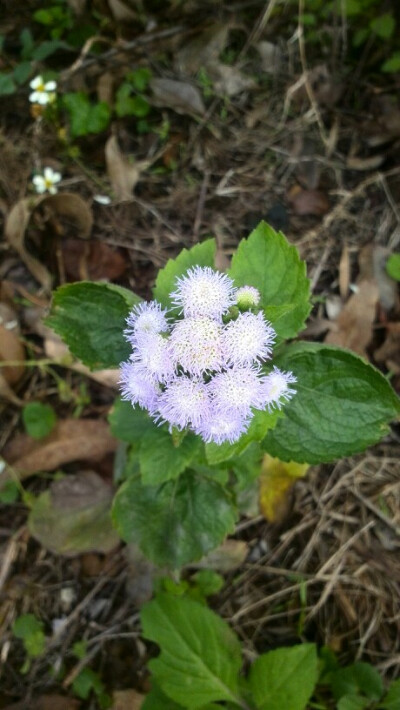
[153,239,216,309]
[248,644,318,710]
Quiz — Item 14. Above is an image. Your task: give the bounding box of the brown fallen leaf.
[4,193,93,291]
[125,543,158,606]
[259,455,309,524]
[0,305,25,405]
[287,185,330,216]
[150,77,205,116]
[108,0,137,21]
[175,24,229,75]
[62,238,127,281]
[28,471,120,556]
[3,419,118,482]
[212,64,256,98]
[105,135,152,201]
[111,689,145,710]
[324,279,379,356]
[256,41,283,74]
[339,244,350,300]
[374,322,400,373]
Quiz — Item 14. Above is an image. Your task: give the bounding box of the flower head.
[224,311,275,366]
[195,408,252,445]
[209,364,264,416]
[171,266,235,319]
[133,332,175,382]
[169,317,224,375]
[158,376,211,429]
[236,285,261,309]
[125,301,169,340]
[262,366,297,410]
[32,167,62,195]
[119,361,161,412]
[29,75,57,105]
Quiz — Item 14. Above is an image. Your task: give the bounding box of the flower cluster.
[120,266,296,444]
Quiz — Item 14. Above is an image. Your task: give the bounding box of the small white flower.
[224,311,275,366]
[171,266,235,320]
[93,194,112,205]
[125,302,169,340]
[169,317,225,375]
[32,167,62,195]
[262,366,297,410]
[29,75,57,105]
[236,285,261,309]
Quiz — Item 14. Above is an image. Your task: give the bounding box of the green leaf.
[142,682,185,709]
[0,73,16,95]
[63,92,111,137]
[262,342,400,463]
[382,52,400,73]
[116,84,150,117]
[109,398,154,443]
[13,61,33,85]
[139,428,202,485]
[46,282,140,369]
[112,471,237,567]
[248,644,318,710]
[0,480,20,504]
[128,67,152,92]
[141,593,243,707]
[206,407,280,465]
[337,695,370,710]
[331,662,383,702]
[153,239,216,308]
[228,221,311,339]
[191,569,224,596]
[32,39,66,61]
[386,253,400,281]
[22,402,56,439]
[370,13,395,39]
[13,614,46,658]
[72,668,104,700]
[380,678,400,709]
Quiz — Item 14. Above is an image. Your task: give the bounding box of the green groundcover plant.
[47,221,400,569]
[138,583,400,710]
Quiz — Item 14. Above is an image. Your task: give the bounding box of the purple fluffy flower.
[209,364,265,416]
[132,332,175,382]
[169,317,225,375]
[158,376,212,429]
[171,266,235,319]
[125,301,169,340]
[262,366,297,410]
[119,361,160,412]
[195,407,252,445]
[223,311,275,366]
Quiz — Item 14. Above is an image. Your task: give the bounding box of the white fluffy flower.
[224,312,275,366]
[32,167,62,195]
[195,408,252,445]
[171,266,235,319]
[169,317,225,375]
[29,75,57,105]
[209,365,265,416]
[262,366,297,410]
[133,332,175,382]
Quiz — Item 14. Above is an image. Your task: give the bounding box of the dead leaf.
[0,304,25,405]
[108,0,137,21]
[374,322,400,373]
[45,333,120,387]
[212,64,256,97]
[5,193,93,291]
[259,455,309,524]
[62,238,127,281]
[3,419,118,482]
[324,280,379,356]
[175,24,229,75]
[125,543,157,605]
[256,41,283,74]
[28,471,119,556]
[111,689,144,710]
[192,539,249,572]
[150,78,205,116]
[287,185,330,216]
[105,135,151,200]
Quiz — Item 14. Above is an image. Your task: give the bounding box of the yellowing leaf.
[259,454,309,523]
